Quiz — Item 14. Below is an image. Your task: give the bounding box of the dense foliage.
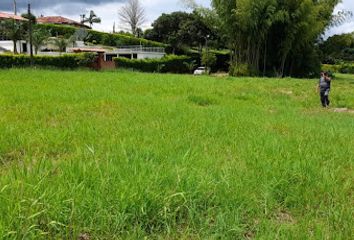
[35,24,165,48]
[144,11,222,53]
[212,0,341,77]
[0,53,96,69]
[186,50,230,72]
[114,55,192,73]
[322,63,354,74]
[320,32,354,63]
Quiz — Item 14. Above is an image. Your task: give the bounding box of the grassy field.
[0,69,353,239]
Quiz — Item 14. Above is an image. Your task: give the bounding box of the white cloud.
[325,0,354,37]
[1,0,351,36]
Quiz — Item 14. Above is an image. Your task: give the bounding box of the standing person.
[318,72,331,107]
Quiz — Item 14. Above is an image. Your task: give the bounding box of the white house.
[0,12,31,54]
[103,46,165,61]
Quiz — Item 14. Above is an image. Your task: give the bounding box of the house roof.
[0,12,27,21]
[37,16,90,29]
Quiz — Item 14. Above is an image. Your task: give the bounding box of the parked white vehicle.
[194,67,209,75]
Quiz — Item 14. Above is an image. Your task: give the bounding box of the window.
[105,54,117,62]
[22,43,27,53]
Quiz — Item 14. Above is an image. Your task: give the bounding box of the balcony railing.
[115,45,165,53]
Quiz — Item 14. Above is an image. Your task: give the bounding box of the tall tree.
[213,0,342,77]
[145,11,217,53]
[118,0,146,36]
[81,10,101,28]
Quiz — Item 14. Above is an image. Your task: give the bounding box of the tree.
[145,11,217,53]
[201,49,217,71]
[31,29,49,54]
[184,60,197,73]
[81,10,101,28]
[212,0,342,77]
[118,0,146,36]
[0,19,24,54]
[50,36,75,54]
[319,32,354,62]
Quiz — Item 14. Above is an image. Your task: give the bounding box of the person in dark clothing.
[318,72,331,107]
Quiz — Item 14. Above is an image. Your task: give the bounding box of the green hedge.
[114,55,192,73]
[0,53,96,69]
[86,30,166,48]
[322,63,354,74]
[36,24,165,48]
[35,24,76,38]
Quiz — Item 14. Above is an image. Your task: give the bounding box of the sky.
[0,0,353,37]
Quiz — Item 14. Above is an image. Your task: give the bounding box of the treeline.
[320,32,354,64]
[144,11,224,54]
[212,0,342,77]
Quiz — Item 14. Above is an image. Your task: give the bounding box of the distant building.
[37,16,90,29]
[0,12,27,21]
[0,11,30,54]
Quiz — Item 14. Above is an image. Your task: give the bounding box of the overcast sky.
[0,0,353,37]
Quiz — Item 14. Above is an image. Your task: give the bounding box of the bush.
[86,30,166,48]
[322,64,340,73]
[322,63,354,74]
[201,50,217,71]
[229,63,251,77]
[338,62,354,74]
[0,53,96,69]
[114,55,192,73]
[35,24,76,38]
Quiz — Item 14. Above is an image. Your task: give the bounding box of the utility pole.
[13,0,17,15]
[113,22,116,34]
[28,3,34,65]
[205,34,210,74]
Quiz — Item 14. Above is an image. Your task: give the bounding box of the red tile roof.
[0,12,27,21]
[37,16,90,28]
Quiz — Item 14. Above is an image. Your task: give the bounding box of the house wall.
[137,52,165,59]
[104,52,165,61]
[0,40,31,54]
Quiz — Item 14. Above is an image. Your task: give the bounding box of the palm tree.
[50,36,75,54]
[81,11,101,28]
[31,29,50,54]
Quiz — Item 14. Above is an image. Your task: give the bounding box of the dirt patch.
[79,233,90,240]
[333,108,354,114]
[211,72,229,77]
[277,89,293,95]
[274,210,296,225]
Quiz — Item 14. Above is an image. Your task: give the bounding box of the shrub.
[229,63,251,77]
[322,63,354,74]
[114,55,192,73]
[35,24,76,38]
[0,53,96,69]
[322,64,340,73]
[338,62,354,74]
[201,50,217,71]
[87,30,166,48]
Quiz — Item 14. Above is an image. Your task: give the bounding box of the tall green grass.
[0,69,353,239]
